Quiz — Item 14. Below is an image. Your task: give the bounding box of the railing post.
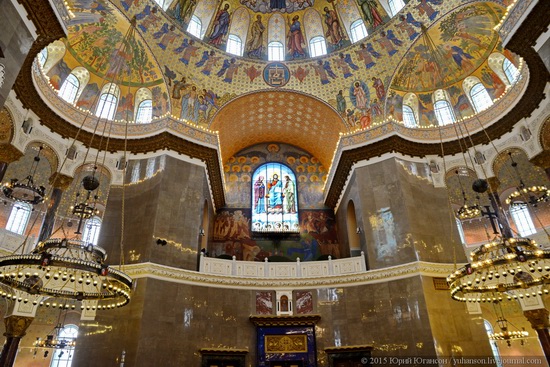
[264,257,269,277]
[360,251,367,271]
[328,255,333,275]
[232,255,237,275]
[296,257,301,277]
[199,251,205,272]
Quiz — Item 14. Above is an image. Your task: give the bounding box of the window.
[187,15,202,38]
[96,93,118,120]
[434,100,456,126]
[135,99,152,123]
[484,320,503,367]
[226,34,243,56]
[402,105,417,127]
[6,203,32,235]
[49,324,78,367]
[59,74,80,104]
[309,36,327,57]
[349,20,368,43]
[82,216,101,246]
[154,0,173,10]
[268,42,285,61]
[146,157,156,178]
[469,83,493,113]
[509,203,536,236]
[251,163,299,233]
[131,161,141,183]
[38,48,48,67]
[388,0,406,16]
[503,58,519,84]
[455,218,466,245]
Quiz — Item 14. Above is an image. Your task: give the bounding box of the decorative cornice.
[121,261,459,290]
[324,1,550,208]
[249,314,321,327]
[325,345,374,353]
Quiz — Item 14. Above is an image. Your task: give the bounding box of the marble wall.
[0,0,35,108]
[99,155,214,270]
[336,157,467,269]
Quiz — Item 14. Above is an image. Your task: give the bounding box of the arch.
[187,15,202,38]
[309,36,327,57]
[349,19,368,43]
[40,40,65,74]
[59,74,80,104]
[483,320,503,367]
[303,8,324,46]
[0,107,15,145]
[336,1,363,37]
[49,324,78,367]
[191,0,218,39]
[539,115,550,150]
[20,141,60,174]
[462,76,493,113]
[346,200,361,257]
[387,0,406,16]
[154,0,174,11]
[70,66,90,102]
[227,7,250,56]
[226,34,243,56]
[38,48,48,67]
[488,52,515,87]
[432,89,455,126]
[268,14,286,44]
[402,92,419,127]
[251,163,299,233]
[82,216,102,245]
[71,162,113,184]
[268,41,284,61]
[134,87,153,123]
[95,83,120,120]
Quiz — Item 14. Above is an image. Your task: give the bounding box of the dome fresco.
[35,0,527,167]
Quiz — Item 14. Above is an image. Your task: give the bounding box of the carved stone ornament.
[523,309,550,330]
[3,315,34,338]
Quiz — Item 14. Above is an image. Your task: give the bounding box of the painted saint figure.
[323,7,344,49]
[254,176,266,214]
[267,174,283,212]
[270,0,286,10]
[353,81,368,111]
[287,16,306,59]
[358,0,384,29]
[283,175,296,213]
[173,0,197,24]
[247,15,265,58]
[209,3,231,46]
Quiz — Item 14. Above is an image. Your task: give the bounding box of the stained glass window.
[251,163,299,233]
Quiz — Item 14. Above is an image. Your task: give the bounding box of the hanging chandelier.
[505,152,549,207]
[2,146,46,205]
[488,316,529,347]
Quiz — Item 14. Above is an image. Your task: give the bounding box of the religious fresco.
[210,208,339,261]
[392,3,503,93]
[224,143,326,209]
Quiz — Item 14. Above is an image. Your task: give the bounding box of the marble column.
[486,177,514,238]
[38,173,73,242]
[524,308,550,364]
[0,315,34,367]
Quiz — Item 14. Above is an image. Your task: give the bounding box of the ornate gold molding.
[0,144,24,164]
[250,315,321,327]
[3,315,33,338]
[523,309,550,330]
[49,172,73,190]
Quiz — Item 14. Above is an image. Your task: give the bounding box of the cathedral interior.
[0,0,549,366]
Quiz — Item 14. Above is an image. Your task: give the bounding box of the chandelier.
[505,152,550,207]
[488,316,529,347]
[447,236,550,302]
[2,146,46,205]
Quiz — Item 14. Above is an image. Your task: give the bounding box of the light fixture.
[2,146,46,205]
[489,316,529,346]
[505,152,549,207]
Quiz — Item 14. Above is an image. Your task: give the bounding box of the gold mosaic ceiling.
[210,91,345,167]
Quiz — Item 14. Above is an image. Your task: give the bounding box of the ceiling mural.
[391,2,503,93]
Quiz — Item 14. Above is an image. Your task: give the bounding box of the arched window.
[136,100,153,123]
[251,163,299,233]
[154,0,173,10]
[38,48,48,67]
[49,324,78,367]
[131,161,141,183]
[146,157,156,178]
[434,100,456,125]
[6,203,32,235]
[309,36,327,57]
[59,74,80,104]
[503,58,519,84]
[509,203,536,236]
[402,105,417,127]
[388,0,406,16]
[484,320,503,367]
[226,34,243,56]
[82,216,102,246]
[187,15,202,38]
[469,83,493,113]
[95,83,120,120]
[349,19,368,43]
[268,41,284,61]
